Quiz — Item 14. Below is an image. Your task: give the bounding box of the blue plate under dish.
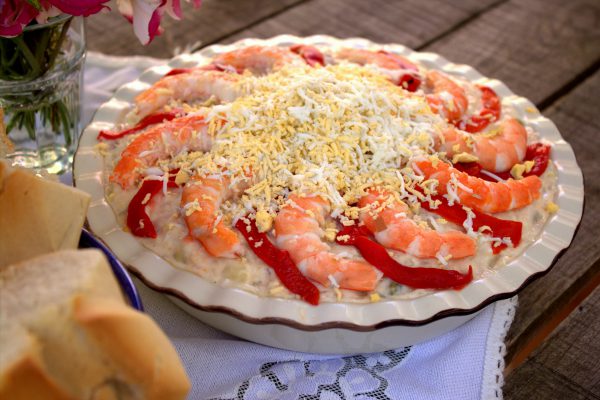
[79,229,144,311]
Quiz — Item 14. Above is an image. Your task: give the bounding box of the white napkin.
[83,52,516,400]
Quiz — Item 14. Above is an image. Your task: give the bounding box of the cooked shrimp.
[211,45,304,75]
[134,70,241,119]
[335,48,421,90]
[336,48,417,70]
[413,159,542,213]
[438,118,527,173]
[274,195,379,291]
[359,189,476,259]
[425,70,468,123]
[289,44,325,67]
[181,176,242,258]
[111,115,215,188]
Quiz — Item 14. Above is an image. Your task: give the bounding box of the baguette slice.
[0,325,74,400]
[74,296,191,400]
[0,249,124,317]
[0,161,91,267]
[0,249,190,400]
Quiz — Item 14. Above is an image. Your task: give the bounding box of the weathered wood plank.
[425,0,600,106]
[223,0,502,47]
[414,0,600,375]
[504,360,597,399]
[86,0,305,57]
[504,70,600,365]
[504,287,600,399]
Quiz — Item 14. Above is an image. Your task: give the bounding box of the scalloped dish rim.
[74,35,584,331]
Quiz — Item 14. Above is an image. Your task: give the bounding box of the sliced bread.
[0,161,91,267]
[0,249,190,400]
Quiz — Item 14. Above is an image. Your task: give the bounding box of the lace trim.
[212,347,412,400]
[481,297,518,400]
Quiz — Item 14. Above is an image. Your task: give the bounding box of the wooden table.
[87,1,600,397]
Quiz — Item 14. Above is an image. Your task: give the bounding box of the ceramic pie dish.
[73,35,584,354]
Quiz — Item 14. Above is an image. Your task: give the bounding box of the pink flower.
[0,0,201,44]
[0,0,39,36]
[0,0,109,36]
[43,0,110,17]
[117,0,201,44]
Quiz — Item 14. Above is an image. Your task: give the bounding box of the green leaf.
[25,112,36,141]
[6,113,20,135]
[24,0,43,11]
[57,101,72,147]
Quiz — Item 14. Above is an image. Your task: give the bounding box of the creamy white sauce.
[101,62,558,305]
[104,158,557,304]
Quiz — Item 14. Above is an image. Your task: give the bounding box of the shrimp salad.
[100,45,558,304]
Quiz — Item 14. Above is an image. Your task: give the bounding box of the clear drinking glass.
[0,16,85,175]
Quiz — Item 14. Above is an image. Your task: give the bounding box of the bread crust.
[0,250,190,400]
[74,296,191,400]
[0,162,91,267]
[0,330,74,400]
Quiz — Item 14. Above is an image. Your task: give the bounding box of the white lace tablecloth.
[82,52,517,400]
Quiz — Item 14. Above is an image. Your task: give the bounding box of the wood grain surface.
[86,0,600,397]
[425,0,600,107]
[223,0,501,47]
[86,0,304,57]
[505,70,600,368]
[504,286,600,399]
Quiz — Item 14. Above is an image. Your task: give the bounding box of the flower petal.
[164,0,181,19]
[35,5,62,24]
[47,0,110,16]
[146,3,163,42]
[0,0,39,37]
[126,0,163,44]
[116,0,133,17]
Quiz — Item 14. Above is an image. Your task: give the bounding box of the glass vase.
[0,15,85,175]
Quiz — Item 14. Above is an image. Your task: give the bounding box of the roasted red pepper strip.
[127,172,179,238]
[455,162,511,181]
[97,111,180,140]
[398,73,422,92]
[290,44,325,67]
[453,161,484,178]
[420,194,522,254]
[127,180,162,238]
[164,68,193,77]
[523,142,551,178]
[455,143,552,182]
[336,225,473,290]
[235,218,320,305]
[462,86,501,133]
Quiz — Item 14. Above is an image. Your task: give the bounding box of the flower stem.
[0,40,20,71]
[46,18,72,71]
[57,101,72,146]
[12,36,41,78]
[1,16,76,149]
